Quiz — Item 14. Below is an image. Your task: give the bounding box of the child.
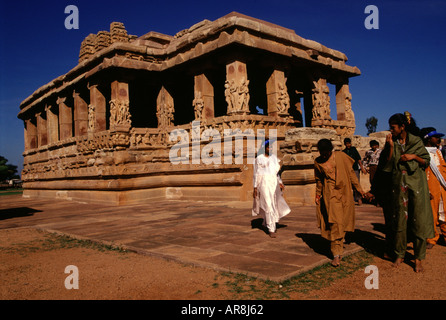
[363,140,382,185]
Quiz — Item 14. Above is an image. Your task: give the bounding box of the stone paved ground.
[0,194,385,282]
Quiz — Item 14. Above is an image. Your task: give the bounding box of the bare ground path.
[1,194,445,301]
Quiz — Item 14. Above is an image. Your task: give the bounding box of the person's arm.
[359,159,367,174]
[354,148,367,174]
[345,153,365,196]
[399,139,430,168]
[399,153,426,166]
[314,163,323,205]
[385,134,394,162]
[253,158,258,198]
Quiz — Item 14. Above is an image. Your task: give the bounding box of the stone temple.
[17,12,369,205]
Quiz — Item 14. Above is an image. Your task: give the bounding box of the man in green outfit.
[383,113,434,272]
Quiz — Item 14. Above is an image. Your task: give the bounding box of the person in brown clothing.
[314,139,365,267]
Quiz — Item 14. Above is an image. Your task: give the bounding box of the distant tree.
[0,156,18,181]
[365,116,378,135]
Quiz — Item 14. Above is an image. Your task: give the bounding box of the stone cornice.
[18,12,361,120]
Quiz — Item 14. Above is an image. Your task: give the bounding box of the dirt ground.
[1,227,446,301]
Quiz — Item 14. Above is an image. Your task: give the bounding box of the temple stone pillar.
[110,80,131,131]
[156,86,174,128]
[25,118,38,150]
[88,84,107,132]
[193,73,214,120]
[45,104,59,144]
[36,112,48,147]
[311,78,331,124]
[73,91,88,136]
[225,60,250,115]
[57,97,73,140]
[266,70,290,117]
[336,82,355,122]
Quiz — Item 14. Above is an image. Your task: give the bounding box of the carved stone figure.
[344,91,355,121]
[110,99,131,127]
[156,88,174,128]
[88,104,95,131]
[193,91,205,120]
[312,79,331,120]
[277,82,290,114]
[225,78,250,114]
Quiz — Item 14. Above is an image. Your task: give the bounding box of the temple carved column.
[266,70,290,117]
[336,82,355,122]
[110,80,131,131]
[25,117,38,150]
[225,60,250,115]
[193,73,214,121]
[73,91,88,137]
[335,81,355,135]
[36,111,48,147]
[88,84,106,133]
[57,97,73,140]
[311,78,331,124]
[156,86,174,128]
[45,104,59,144]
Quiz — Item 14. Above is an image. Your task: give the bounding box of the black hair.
[317,139,334,152]
[343,137,351,144]
[370,140,379,147]
[420,127,437,144]
[388,113,420,136]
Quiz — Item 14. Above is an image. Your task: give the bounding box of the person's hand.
[386,134,393,147]
[279,183,285,191]
[400,154,416,162]
[315,194,321,205]
[361,168,367,175]
[253,188,258,198]
[364,192,375,201]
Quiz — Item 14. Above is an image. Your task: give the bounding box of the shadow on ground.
[0,207,42,221]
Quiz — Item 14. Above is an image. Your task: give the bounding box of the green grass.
[0,188,23,196]
[212,250,374,299]
[0,230,128,256]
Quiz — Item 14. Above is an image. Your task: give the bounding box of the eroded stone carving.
[225,78,250,114]
[312,79,331,121]
[344,91,354,121]
[88,104,95,132]
[157,88,174,128]
[277,82,290,115]
[109,99,131,127]
[193,91,205,120]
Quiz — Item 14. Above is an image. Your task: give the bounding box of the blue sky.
[1,0,445,175]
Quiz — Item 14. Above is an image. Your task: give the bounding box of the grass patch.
[0,230,128,256]
[0,188,23,196]
[213,250,374,299]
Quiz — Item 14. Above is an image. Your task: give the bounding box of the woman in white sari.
[252,140,291,237]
